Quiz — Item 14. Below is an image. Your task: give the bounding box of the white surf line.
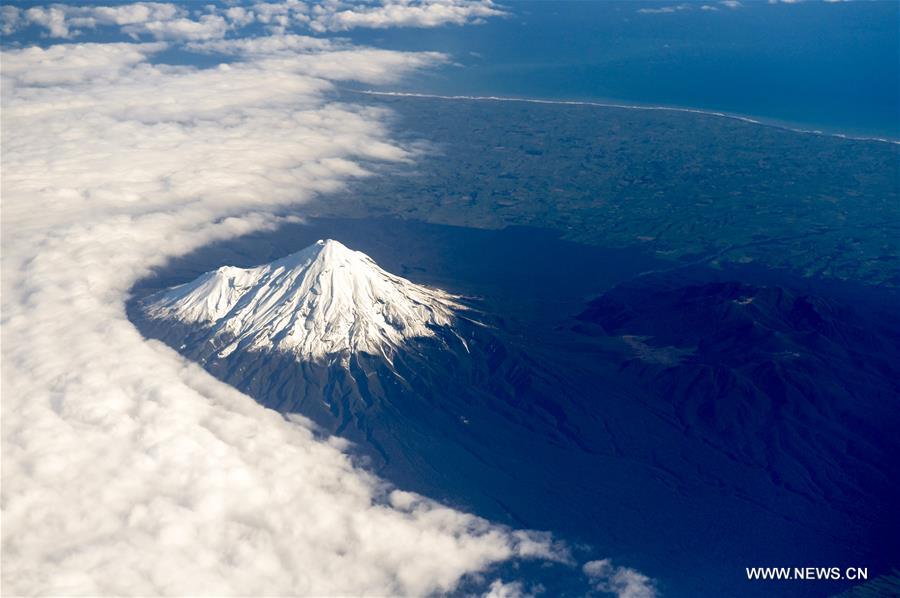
[358,90,900,146]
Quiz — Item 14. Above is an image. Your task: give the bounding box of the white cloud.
[12,2,189,39]
[24,5,72,37]
[0,32,566,596]
[0,42,166,86]
[252,0,311,33]
[309,0,506,32]
[484,579,527,598]
[1,5,22,35]
[3,1,506,39]
[186,34,448,84]
[90,2,182,25]
[186,33,339,56]
[223,5,257,28]
[121,13,230,41]
[583,559,657,598]
[636,4,691,15]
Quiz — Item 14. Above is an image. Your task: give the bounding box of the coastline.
[358,90,900,146]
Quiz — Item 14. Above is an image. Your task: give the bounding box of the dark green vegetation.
[312,93,899,288]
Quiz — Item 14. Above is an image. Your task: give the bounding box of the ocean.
[342,0,900,141]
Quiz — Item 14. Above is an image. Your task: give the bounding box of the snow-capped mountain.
[134,240,572,524]
[142,239,462,361]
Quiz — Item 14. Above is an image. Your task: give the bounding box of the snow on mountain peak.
[143,239,462,360]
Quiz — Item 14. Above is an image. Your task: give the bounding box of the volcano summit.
[141,239,463,362]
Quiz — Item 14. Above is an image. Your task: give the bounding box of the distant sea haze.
[344,0,899,141]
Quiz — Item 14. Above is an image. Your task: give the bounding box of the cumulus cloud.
[121,13,230,41]
[1,0,505,39]
[186,33,339,56]
[1,5,22,35]
[9,2,188,39]
[583,559,657,598]
[250,0,312,33]
[0,41,167,86]
[23,5,72,37]
[91,1,181,25]
[309,0,506,32]
[223,5,258,28]
[0,17,565,597]
[484,579,528,597]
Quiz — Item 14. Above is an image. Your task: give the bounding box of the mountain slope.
[135,241,591,512]
[575,275,900,517]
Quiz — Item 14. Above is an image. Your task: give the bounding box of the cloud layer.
[1,0,505,39]
[0,10,567,596]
